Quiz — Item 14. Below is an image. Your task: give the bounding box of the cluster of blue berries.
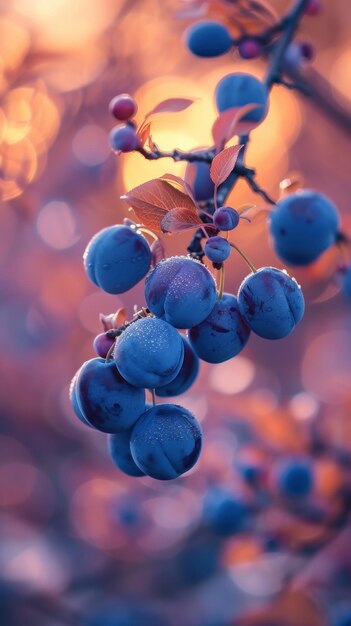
[70,215,306,481]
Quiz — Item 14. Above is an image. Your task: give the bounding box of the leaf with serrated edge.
[210,145,243,188]
[160,207,203,233]
[145,98,197,119]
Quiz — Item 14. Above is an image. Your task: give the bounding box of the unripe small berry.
[93,332,115,358]
[109,124,140,153]
[109,94,137,121]
[204,236,231,263]
[213,206,240,231]
[238,38,262,60]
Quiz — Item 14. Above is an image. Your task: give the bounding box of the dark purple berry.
[300,41,315,61]
[204,236,231,263]
[305,0,322,16]
[109,124,140,153]
[238,38,262,60]
[109,94,137,121]
[93,332,115,358]
[213,206,240,231]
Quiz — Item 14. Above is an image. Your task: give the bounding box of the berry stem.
[105,341,116,363]
[137,226,159,242]
[218,264,225,299]
[229,242,257,273]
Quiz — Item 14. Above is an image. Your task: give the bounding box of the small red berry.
[109,94,138,121]
[304,0,322,16]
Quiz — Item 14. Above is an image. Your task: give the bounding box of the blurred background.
[0,0,351,624]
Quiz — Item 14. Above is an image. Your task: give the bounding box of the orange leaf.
[210,145,243,188]
[122,178,196,232]
[212,104,262,149]
[145,98,197,119]
[137,121,151,147]
[160,207,203,233]
[159,172,199,208]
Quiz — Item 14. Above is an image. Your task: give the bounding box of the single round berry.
[305,0,322,16]
[204,236,231,263]
[83,225,151,294]
[215,72,268,122]
[76,358,145,433]
[109,124,140,152]
[203,488,248,536]
[188,293,250,363]
[275,457,314,500]
[269,190,340,266]
[69,369,93,427]
[155,336,199,397]
[145,256,217,329]
[108,430,145,477]
[93,332,115,358]
[113,317,184,388]
[213,206,240,231]
[238,38,262,59]
[185,21,233,58]
[109,94,137,121]
[238,267,305,340]
[184,160,215,202]
[130,404,203,480]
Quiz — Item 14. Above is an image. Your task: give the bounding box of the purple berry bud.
[93,332,115,358]
[305,0,322,16]
[238,38,262,60]
[109,94,137,121]
[213,206,240,231]
[300,42,315,61]
[109,124,140,153]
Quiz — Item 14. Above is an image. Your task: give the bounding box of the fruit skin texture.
[155,336,199,397]
[213,206,240,231]
[188,293,250,363]
[204,236,231,263]
[109,124,140,152]
[83,225,151,294]
[215,72,268,122]
[130,404,203,480]
[109,94,137,121]
[275,457,314,499]
[114,317,184,388]
[185,161,215,202]
[145,256,217,329]
[185,21,232,58]
[108,430,145,477]
[270,190,340,266]
[76,358,145,433]
[69,370,93,427]
[238,267,305,340]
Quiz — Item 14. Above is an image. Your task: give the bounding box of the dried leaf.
[145,98,197,119]
[212,104,263,149]
[150,238,166,266]
[148,135,158,152]
[137,121,151,147]
[210,145,243,187]
[160,207,203,233]
[122,178,196,232]
[100,308,127,331]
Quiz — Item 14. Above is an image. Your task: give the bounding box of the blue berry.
[130,404,203,480]
[93,332,115,358]
[108,430,145,477]
[76,358,145,433]
[145,256,217,329]
[188,293,250,363]
[83,225,151,294]
[155,336,199,397]
[203,487,248,536]
[109,124,140,152]
[213,206,240,231]
[185,21,232,58]
[275,457,314,499]
[204,236,231,263]
[215,73,268,122]
[113,317,184,388]
[270,190,340,266]
[238,267,305,339]
[185,160,215,202]
[69,369,93,427]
